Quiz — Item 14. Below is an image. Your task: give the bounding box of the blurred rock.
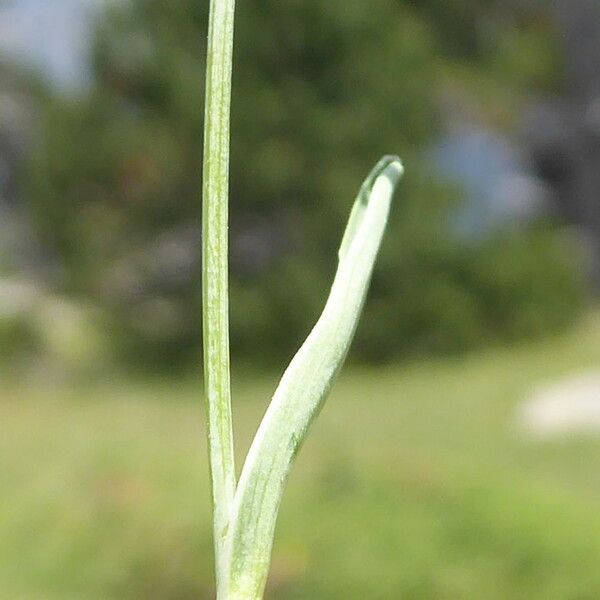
[33,295,108,369]
[526,0,600,289]
[518,371,600,438]
[0,275,108,373]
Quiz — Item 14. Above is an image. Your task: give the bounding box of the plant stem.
[202,0,236,593]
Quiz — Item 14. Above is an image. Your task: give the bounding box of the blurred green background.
[1,0,600,598]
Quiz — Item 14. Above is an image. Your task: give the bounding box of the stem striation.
[202,0,237,594]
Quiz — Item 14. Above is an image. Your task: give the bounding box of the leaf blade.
[225,157,404,599]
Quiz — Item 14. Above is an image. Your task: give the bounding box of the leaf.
[224,156,404,599]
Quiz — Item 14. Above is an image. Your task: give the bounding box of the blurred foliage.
[23,0,584,369]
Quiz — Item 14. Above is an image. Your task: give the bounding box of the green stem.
[202,0,236,594]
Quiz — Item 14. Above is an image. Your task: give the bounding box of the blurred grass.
[3,314,600,598]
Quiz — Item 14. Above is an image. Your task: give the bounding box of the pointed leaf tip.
[339,155,404,261]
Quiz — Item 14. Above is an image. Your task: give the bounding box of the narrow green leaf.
[225,156,404,599]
